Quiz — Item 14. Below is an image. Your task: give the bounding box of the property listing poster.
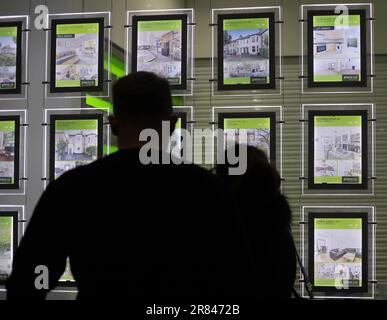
[314,217,363,288]
[224,117,271,159]
[313,14,362,83]
[55,22,100,88]
[136,19,182,85]
[314,115,362,185]
[222,18,270,85]
[54,119,99,179]
[0,119,16,185]
[0,25,18,90]
[0,215,14,280]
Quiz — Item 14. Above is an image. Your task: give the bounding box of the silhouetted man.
[7,72,256,300]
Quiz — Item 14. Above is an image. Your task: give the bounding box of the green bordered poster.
[309,110,368,190]
[307,10,367,88]
[0,21,22,94]
[0,116,20,189]
[217,12,275,91]
[308,212,368,293]
[50,18,104,93]
[218,112,276,163]
[49,114,103,181]
[132,14,187,90]
[0,212,17,283]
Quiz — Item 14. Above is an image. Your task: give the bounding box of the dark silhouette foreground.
[7,72,257,300]
[216,146,297,298]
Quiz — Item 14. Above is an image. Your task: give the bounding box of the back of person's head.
[242,145,281,195]
[112,71,173,128]
[216,144,290,225]
[216,144,280,194]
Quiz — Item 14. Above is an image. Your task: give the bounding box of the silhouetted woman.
[216,145,296,299]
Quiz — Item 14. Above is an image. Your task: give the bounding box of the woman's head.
[216,144,281,195]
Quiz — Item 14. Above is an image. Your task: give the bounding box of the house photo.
[0,216,12,279]
[55,129,98,161]
[223,27,270,80]
[314,124,362,181]
[224,127,271,158]
[0,32,17,86]
[55,32,99,83]
[313,26,361,78]
[137,27,182,80]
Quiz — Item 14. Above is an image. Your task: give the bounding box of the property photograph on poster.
[0,212,17,282]
[132,14,187,90]
[309,212,368,292]
[309,110,367,190]
[170,111,187,158]
[50,18,104,93]
[0,116,19,189]
[0,21,22,94]
[50,114,103,181]
[217,13,275,91]
[218,112,275,162]
[308,10,366,88]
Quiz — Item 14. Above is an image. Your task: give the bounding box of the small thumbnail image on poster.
[54,119,99,179]
[224,117,271,159]
[314,115,362,185]
[0,216,13,280]
[136,19,182,85]
[314,218,363,288]
[55,23,100,88]
[0,120,16,185]
[0,26,18,90]
[223,18,270,85]
[313,14,362,83]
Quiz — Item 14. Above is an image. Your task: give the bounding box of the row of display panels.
[0,3,375,99]
[0,106,192,194]
[0,205,376,299]
[0,104,376,195]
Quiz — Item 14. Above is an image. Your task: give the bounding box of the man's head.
[109,72,177,147]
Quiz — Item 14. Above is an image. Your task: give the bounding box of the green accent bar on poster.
[0,120,15,132]
[315,278,363,287]
[313,15,361,27]
[223,18,269,31]
[315,115,362,127]
[224,76,269,85]
[55,119,98,131]
[315,218,362,230]
[224,117,270,130]
[138,20,181,32]
[0,26,17,37]
[57,23,99,35]
[55,80,99,88]
[314,75,361,82]
[314,176,362,184]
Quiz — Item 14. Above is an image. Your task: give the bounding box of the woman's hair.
[216,144,281,193]
[215,144,291,227]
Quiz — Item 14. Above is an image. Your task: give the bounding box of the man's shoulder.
[53,152,220,186]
